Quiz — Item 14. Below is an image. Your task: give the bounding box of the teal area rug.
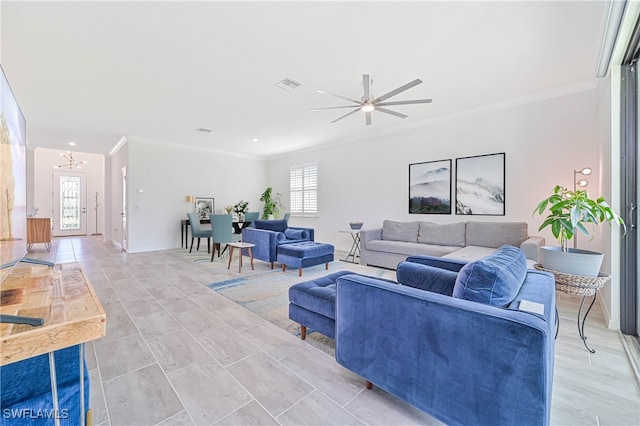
[207,259,395,355]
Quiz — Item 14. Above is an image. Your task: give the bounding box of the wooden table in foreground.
[0,262,106,366]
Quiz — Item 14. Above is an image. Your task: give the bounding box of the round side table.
[534,264,611,353]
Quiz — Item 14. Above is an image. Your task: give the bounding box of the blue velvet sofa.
[335,246,556,426]
[0,345,89,425]
[241,219,314,269]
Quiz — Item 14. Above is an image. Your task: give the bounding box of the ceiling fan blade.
[376,99,432,106]
[376,107,408,119]
[365,111,372,126]
[331,108,361,123]
[309,105,364,111]
[373,79,423,103]
[363,74,371,100]
[316,89,361,105]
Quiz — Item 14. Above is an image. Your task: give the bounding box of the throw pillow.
[452,245,527,307]
[382,220,419,242]
[418,222,466,246]
[284,229,308,240]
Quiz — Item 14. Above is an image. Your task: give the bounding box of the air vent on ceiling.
[276,77,302,92]
[196,128,212,133]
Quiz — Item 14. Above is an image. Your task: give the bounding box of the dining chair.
[187,212,212,254]
[283,213,290,224]
[210,214,242,260]
[244,211,260,224]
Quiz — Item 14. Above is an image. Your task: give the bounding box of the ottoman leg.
[270,261,274,269]
[366,381,373,389]
[300,325,306,340]
[282,264,286,272]
[325,262,329,270]
[298,268,302,277]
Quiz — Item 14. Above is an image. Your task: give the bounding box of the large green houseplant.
[533,185,625,276]
[260,187,283,219]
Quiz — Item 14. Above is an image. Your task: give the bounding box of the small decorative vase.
[239,212,245,222]
[232,213,239,221]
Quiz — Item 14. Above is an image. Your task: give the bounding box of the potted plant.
[533,185,625,276]
[260,187,283,219]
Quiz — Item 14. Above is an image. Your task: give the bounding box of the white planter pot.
[539,246,604,277]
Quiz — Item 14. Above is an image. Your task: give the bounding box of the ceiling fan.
[310,74,432,125]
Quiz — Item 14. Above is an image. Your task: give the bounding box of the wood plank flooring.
[21,237,640,425]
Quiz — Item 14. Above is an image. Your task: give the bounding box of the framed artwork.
[194,197,214,219]
[409,159,452,214]
[455,152,505,215]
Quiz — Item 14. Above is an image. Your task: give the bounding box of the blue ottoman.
[289,270,362,340]
[277,241,335,277]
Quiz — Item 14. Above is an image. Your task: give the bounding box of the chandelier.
[54,151,87,169]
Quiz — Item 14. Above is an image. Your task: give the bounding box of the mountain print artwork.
[455,153,505,215]
[409,160,452,214]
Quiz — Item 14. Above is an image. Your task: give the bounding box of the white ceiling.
[1,1,609,159]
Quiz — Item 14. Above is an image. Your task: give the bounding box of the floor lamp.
[573,167,592,248]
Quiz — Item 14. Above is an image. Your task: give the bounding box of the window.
[290,163,318,216]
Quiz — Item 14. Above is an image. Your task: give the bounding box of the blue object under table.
[288,270,363,339]
[277,241,335,276]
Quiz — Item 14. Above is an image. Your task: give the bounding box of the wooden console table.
[1,261,106,425]
[27,217,52,252]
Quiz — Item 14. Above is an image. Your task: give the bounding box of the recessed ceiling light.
[68,141,76,146]
[251,138,259,143]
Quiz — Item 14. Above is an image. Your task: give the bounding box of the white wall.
[124,137,268,253]
[269,87,605,255]
[108,141,127,248]
[32,147,105,236]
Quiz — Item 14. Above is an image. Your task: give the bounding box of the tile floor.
[23,237,640,425]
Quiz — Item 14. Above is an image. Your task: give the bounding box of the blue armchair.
[335,246,556,426]
[241,219,314,269]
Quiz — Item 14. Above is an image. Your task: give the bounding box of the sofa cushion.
[452,245,527,307]
[254,219,288,232]
[382,220,419,242]
[465,221,528,248]
[418,222,465,246]
[366,240,459,257]
[284,228,308,240]
[396,261,458,295]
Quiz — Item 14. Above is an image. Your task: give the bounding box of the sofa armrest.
[288,226,314,241]
[359,228,382,265]
[241,228,279,262]
[404,255,467,272]
[396,261,457,295]
[335,273,554,425]
[520,236,545,263]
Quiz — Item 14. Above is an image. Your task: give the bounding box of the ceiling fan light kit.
[311,74,432,125]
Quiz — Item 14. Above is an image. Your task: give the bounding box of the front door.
[52,171,87,236]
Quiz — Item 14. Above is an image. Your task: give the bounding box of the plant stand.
[534,264,611,353]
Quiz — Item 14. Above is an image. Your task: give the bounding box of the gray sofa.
[359,220,544,269]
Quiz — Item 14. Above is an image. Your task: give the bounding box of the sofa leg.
[298,268,302,277]
[365,381,373,390]
[282,264,286,272]
[270,262,274,269]
[325,262,329,270]
[300,325,306,340]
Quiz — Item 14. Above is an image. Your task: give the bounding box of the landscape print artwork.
[455,152,505,215]
[409,159,452,214]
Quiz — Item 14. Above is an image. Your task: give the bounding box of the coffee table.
[227,242,255,273]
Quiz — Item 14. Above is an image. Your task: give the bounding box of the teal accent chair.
[187,212,212,254]
[210,214,241,260]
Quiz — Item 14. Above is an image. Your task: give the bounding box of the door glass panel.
[60,175,81,230]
